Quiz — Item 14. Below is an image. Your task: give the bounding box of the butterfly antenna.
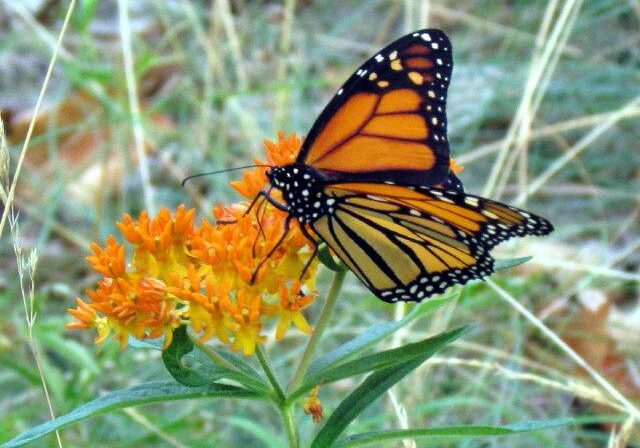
[181,164,272,186]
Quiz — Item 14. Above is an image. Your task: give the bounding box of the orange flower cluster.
[67,133,318,355]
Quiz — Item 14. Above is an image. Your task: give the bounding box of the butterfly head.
[266,163,330,224]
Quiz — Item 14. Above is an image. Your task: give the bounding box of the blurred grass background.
[0,0,639,446]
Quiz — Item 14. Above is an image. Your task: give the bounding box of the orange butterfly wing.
[309,183,553,302]
[298,30,453,186]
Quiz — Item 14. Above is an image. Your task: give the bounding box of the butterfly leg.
[259,188,289,212]
[247,187,289,214]
[220,187,274,225]
[248,187,288,256]
[296,225,320,281]
[252,195,268,256]
[244,189,267,216]
[249,215,292,285]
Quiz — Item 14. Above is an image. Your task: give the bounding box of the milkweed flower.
[67,133,319,355]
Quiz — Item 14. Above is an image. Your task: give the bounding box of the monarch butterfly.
[256,29,553,303]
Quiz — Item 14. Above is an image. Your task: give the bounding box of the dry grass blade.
[515,93,640,205]
[122,408,188,448]
[118,0,156,214]
[487,279,640,421]
[428,356,627,413]
[483,0,583,199]
[0,0,78,241]
[0,117,9,204]
[275,0,297,129]
[530,258,640,282]
[215,0,248,90]
[457,106,640,166]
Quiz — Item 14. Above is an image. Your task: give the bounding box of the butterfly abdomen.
[267,163,335,224]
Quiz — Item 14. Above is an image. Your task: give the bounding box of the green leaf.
[162,325,212,386]
[132,333,259,364]
[332,415,625,447]
[307,289,459,377]
[0,353,40,384]
[317,244,345,272]
[128,336,163,350]
[214,347,264,380]
[161,326,270,395]
[37,331,100,375]
[1,381,259,448]
[71,0,99,32]
[227,416,286,448]
[494,256,532,270]
[294,326,470,401]
[189,350,272,395]
[62,60,114,86]
[310,326,468,448]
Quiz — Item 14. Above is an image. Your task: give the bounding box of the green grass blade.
[307,289,460,377]
[317,244,346,272]
[1,381,260,448]
[332,415,625,447]
[310,326,468,448]
[227,416,286,448]
[293,326,470,401]
[494,256,533,270]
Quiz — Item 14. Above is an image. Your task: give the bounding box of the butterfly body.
[258,29,553,303]
[267,163,334,224]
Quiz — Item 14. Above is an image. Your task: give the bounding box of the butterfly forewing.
[310,184,552,303]
[299,29,454,186]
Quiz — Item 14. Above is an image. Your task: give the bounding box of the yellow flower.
[275,281,315,341]
[68,133,319,354]
[226,290,266,356]
[230,131,301,201]
[449,157,464,174]
[86,236,125,278]
[117,205,195,279]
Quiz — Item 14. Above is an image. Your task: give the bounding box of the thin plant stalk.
[255,345,298,447]
[514,93,640,206]
[288,268,347,394]
[10,213,62,448]
[281,404,300,448]
[255,345,286,404]
[122,408,187,448]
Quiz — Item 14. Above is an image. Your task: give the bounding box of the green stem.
[281,404,300,448]
[255,344,286,403]
[287,268,347,394]
[255,346,299,447]
[190,336,237,372]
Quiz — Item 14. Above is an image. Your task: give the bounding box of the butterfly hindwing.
[309,183,553,303]
[298,29,454,186]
